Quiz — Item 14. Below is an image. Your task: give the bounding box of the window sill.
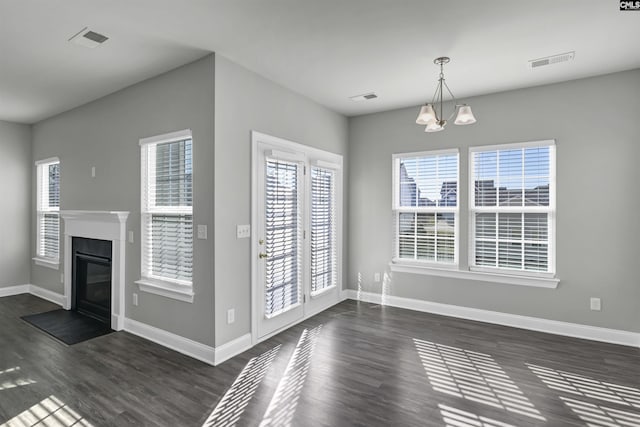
[389,262,559,289]
[33,257,60,270]
[135,278,194,303]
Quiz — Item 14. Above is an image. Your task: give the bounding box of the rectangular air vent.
[69,27,109,48]
[529,51,575,69]
[349,92,378,102]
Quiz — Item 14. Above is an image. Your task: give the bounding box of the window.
[310,164,338,295]
[35,158,60,265]
[139,130,193,292]
[470,140,555,275]
[392,150,459,265]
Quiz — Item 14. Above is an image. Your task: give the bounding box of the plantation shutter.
[37,161,60,259]
[264,158,302,317]
[141,132,193,284]
[310,166,337,295]
[471,142,554,273]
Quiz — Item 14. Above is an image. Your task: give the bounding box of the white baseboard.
[346,289,640,348]
[0,284,30,297]
[123,317,216,365]
[214,333,253,365]
[29,285,65,306]
[0,284,64,307]
[2,284,249,366]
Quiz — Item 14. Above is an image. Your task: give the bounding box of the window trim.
[34,157,60,268]
[388,262,559,288]
[392,148,460,267]
[468,139,556,278]
[138,129,194,301]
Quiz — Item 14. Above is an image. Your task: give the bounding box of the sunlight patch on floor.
[0,366,36,391]
[439,404,517,427]
[527,364,640,408]
[202,345,281,427]
[414,339,545,421]
[0,395,93,427]
[560,396,640,427]
[0,378,37,391]
[259,325,322,427]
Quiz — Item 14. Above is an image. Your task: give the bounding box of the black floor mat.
[21,309,113,345]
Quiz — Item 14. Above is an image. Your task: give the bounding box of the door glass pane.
[264,159,302,317]
[310,167,336,296]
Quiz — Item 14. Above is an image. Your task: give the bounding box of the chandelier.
[416,57,476,132]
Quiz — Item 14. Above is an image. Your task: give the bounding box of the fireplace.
[61,210,129,331]
[72,237,112,324]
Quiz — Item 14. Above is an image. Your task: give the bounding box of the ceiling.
[1,0,639,124]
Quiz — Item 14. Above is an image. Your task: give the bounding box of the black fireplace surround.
[72,237,112,325]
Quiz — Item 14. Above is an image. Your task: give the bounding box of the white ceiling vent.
[69,27,109,49]
[529,51,575,69]
[349,92,378,102]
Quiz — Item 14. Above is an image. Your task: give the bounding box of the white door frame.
[251,131,343,345]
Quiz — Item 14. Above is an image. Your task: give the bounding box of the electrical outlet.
[237,224,251,239]
[374,272,381,282]
[128,230,134,243]
[133,293,139,307]
[197,224,208,239]
[227,309,235,324]
[590,297,601,311]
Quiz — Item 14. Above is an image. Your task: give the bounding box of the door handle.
[259,252,268,259]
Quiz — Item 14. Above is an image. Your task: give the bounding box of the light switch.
[128,230,134,243]
[197,224,208,239]
[91,166,96,178]
[237,224,251,239]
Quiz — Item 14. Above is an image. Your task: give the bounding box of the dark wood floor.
[1,294,639,427]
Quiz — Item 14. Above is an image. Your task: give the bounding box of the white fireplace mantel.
[61,210,129,331]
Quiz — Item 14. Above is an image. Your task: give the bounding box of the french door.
[252,132,342,341]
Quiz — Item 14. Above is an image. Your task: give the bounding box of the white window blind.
[470,141,555,273]
[264,158,303,317]
[393,151,459,264]
[310,167,337,295]
[36,159,60,260]
[141,131,193,285]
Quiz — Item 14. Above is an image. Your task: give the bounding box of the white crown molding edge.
[346,289,640,348]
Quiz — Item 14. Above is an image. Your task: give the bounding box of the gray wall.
[31,55,215,345]
[214,55,349,346]
[349,69,640,333]
[0,121,31,287]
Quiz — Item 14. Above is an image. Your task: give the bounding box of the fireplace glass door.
[75,253,111,323]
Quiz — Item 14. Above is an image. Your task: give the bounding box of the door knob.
[259,252,268,259]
